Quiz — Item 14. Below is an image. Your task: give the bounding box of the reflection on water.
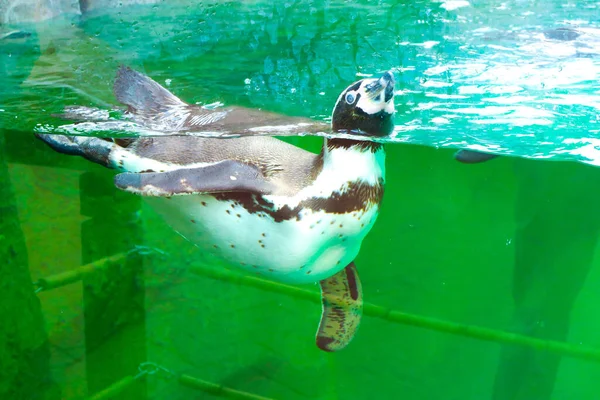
[2,0,600,163]
[2,1,600,400]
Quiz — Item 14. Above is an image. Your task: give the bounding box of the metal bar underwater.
[35,254,600,364]
[84,362,275,400]
[187,263,600,364]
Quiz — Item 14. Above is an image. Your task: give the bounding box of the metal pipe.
[178,374,274,400]
[188,263,600,363]
[34,252,128,291]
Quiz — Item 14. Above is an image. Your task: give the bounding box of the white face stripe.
[333,77,396,120]
[355,78,396,115]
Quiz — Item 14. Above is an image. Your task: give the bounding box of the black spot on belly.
[201,201,207,206]
[190,219,196,223]
[230,244,235,248]
[226,210,231,215]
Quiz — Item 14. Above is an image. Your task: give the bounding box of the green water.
[2,1,600,399]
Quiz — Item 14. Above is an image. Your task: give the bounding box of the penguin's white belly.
[145,195,379,284]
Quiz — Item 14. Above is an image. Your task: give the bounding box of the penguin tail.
[113,65,187,116]
[113,66,228,133]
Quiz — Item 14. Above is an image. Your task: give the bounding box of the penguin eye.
[345,92,356,104]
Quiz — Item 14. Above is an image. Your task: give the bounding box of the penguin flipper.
[454,149,500,164]
[36,133,116,168]
[316,262,363,352]
[114,160,277,196]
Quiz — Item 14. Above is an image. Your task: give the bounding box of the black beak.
[380,71,395,86]
[381,71,395,102]
[366,71,396,102]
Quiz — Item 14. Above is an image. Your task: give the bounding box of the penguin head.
[331,71,396,137]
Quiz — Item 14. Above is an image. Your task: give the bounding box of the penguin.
[37,66,396,352]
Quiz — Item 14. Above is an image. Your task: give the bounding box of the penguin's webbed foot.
[316,262,363,352]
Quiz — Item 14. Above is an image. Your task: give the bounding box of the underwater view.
[2,0,600,399]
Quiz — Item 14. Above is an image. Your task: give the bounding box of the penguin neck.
[320,138,386,183]
[324,138,383,153]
